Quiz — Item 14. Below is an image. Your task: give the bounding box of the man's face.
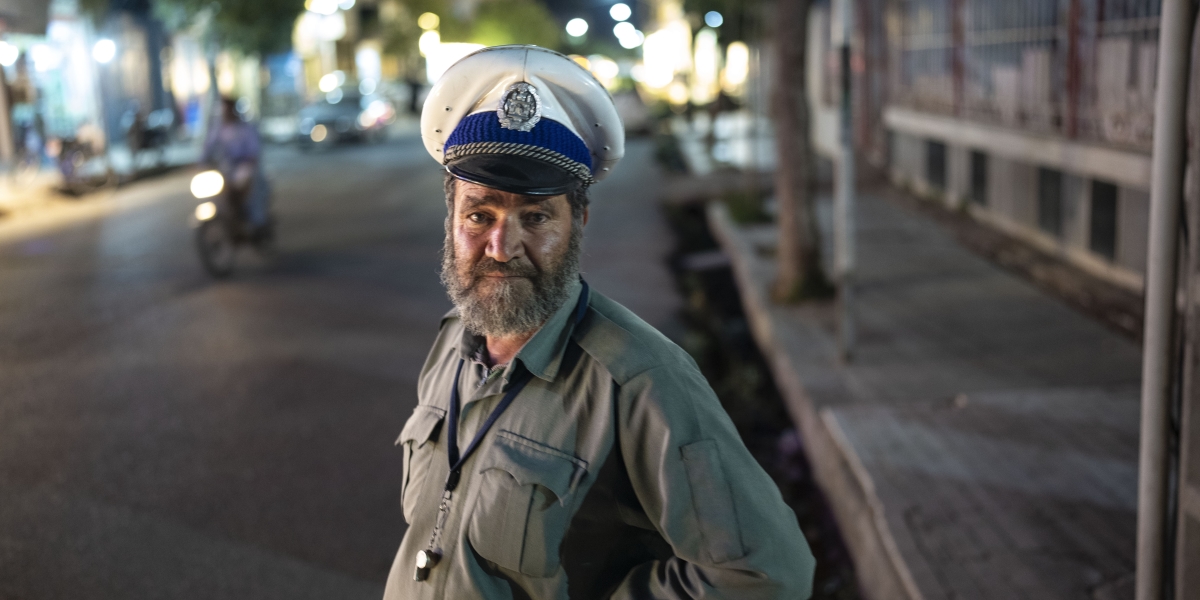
[440,179,585,337]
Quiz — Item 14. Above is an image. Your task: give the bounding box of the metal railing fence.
[886,0,1161,149]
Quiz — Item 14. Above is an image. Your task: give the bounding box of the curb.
[705,201,924,600]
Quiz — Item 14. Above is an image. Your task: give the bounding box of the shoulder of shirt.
[416,308,462,398]
[416,307,459,358]
[429,307,462,356]
[573,290,698,386]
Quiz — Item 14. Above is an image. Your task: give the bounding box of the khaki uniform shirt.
[384,280,815,599]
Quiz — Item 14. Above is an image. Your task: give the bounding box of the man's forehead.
[456,184,561,208]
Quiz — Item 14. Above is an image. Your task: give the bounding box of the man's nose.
[485,217,523,263]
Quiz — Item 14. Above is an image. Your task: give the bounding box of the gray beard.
[440,226,582,338]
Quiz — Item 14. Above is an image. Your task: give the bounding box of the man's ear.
[583,206,590,227]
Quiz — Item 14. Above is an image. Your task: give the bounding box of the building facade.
[806,2,1200,598]
[811,0,1160,292]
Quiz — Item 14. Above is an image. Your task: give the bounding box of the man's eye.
[526,213,549,224]
[467,213,490,223]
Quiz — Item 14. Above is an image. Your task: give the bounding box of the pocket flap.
[395,405,446,448]
[476,430,587,504]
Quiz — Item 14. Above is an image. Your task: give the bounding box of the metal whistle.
[413,549,441,581]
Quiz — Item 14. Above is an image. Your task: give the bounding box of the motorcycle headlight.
[190,170,224,199]
[195,201,218,221]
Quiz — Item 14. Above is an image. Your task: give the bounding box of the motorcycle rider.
[202,97,270,236]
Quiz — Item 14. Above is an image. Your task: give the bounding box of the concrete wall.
[1117,188,1150,275]
[884,110,1150,292]
[945,144,970,209]
[888,131,924,194]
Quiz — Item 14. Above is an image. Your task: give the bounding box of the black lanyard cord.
[443,281,589,492]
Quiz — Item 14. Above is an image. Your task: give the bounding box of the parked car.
[296,89,395,149]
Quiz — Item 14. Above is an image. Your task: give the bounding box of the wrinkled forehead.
[453,181,563,211]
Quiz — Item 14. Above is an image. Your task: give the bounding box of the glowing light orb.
[92,39,116,64]
[566,18,589,37]
[190,171,225,199]
[418,12,440,30]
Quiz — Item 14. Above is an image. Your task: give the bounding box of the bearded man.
[385,46,815,600]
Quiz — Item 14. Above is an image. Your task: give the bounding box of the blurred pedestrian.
[406,73,423,115]
[122,100,146,155]
[386,46,816,600]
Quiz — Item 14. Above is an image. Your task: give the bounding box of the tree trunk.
[0,63,15,166]
[771,0,827,302]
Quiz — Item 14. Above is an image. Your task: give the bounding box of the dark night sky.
[539,0,646,55]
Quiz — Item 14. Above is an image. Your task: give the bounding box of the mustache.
[467,257,539,281]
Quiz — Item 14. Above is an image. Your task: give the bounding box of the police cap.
[421,45,625,196]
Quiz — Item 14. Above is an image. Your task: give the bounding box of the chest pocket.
[468,430,588,578]
[396,405,446,524]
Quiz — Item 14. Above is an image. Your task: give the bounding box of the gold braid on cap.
[444,142,596,187]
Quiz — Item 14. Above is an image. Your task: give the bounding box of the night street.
[8,0,1200,595]
[0,133,675,599]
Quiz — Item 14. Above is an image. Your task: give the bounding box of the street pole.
[834,0,856,362]
[1136,1,1194,599]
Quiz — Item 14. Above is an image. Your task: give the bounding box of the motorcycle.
[190,169,275,278]
[123,108,176,168]
[53,136,117,195]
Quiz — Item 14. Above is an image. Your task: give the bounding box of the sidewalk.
[0,142,202,217]
[0,168,61,215]
[707,184,1142,600]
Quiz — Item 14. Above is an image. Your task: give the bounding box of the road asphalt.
[0,133,676,599]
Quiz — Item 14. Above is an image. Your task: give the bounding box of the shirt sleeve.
[201,125,218,164]
[242,124,261,160]
[608,362,815,600]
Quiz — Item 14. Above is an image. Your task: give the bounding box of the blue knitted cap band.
[445,112,593,172]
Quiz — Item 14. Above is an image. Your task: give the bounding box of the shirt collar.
[455,278,584,384]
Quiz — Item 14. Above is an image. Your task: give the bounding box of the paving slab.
[708,187,1142,600]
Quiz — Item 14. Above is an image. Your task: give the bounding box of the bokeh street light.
[0,41,18,67]
[30,44,63,72]
[613,21,643,49]
[618,31,644,49]
[589,55,620,87]
[722,41,749,93]
[418,30,441,56]
[417,12,440,30]
[92,38,116,63]
[704,11,723,27]
[609,3,631,21]
[318,73,338,93]
[566,18,589,37]
[305,0,339,15]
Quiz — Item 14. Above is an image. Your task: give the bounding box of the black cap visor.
[447,153,582,196]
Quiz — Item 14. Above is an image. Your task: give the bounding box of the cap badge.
[497,82,541,132]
